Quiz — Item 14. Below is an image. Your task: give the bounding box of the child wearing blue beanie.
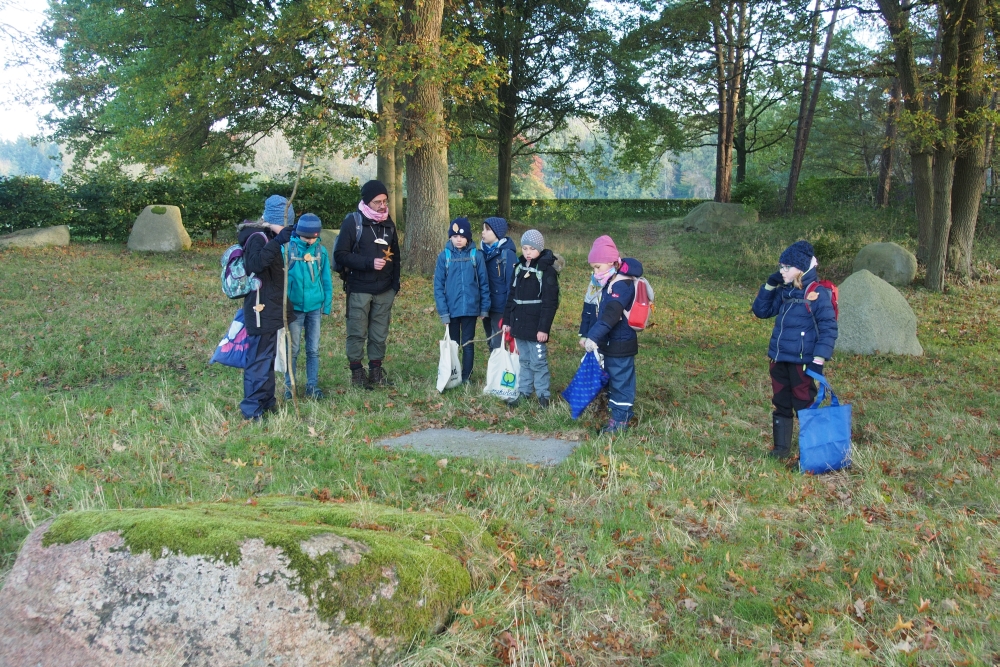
[480,217,517,351]
[752,240,838,459]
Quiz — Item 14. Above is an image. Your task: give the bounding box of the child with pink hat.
[579,235,644,433]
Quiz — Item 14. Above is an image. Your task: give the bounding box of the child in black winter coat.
[752,240,838,459]
[502,229,561,407]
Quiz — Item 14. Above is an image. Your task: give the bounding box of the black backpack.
[332,212,363,287]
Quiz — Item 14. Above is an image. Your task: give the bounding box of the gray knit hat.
[520,229,544,252]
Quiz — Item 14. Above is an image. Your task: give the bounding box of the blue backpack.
[220,228,267,299]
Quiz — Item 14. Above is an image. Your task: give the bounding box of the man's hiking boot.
[769,415,794,459]
[537,396,550,408]
[369,365,392,388]
[350,366,371,390]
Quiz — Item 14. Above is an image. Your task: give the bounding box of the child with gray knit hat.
[502,229,560,407]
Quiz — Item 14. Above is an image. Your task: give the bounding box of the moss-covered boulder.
[852,241,917,285]
[127,204,191,251]
[0,225,71,249]
[682,202,758,233]
[835,269,923,356]
[0,497,498,667]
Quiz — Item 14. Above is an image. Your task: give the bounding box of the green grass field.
[2,205,1000,665]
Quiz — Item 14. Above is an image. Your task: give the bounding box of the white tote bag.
[436,326,462,392]
[274,328,288,374]
[483,338,520,401]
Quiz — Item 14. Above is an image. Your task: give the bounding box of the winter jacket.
[433,241,491,322]
[583,258,643,358]
[238,222,296,336]
[283,234,333,314]
[752,266,838,363]
[503,249,561,340]
[333,212,401,295]
[481,237,518,314]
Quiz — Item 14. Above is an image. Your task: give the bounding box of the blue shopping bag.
[798,370,852,474]
[209,309,258,369]
[561,352,609,420]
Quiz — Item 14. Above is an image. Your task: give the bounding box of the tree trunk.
[394,139,405,230]
[377,84,397,223]
[712,0,745,204]
[947,0,988,278]
[735,90,747,183]
[785,0,838,214]
[924,0,967,291]
[401,0,448,275]
[876,79,901,208]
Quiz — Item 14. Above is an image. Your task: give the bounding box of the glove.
[766,271,783,287]
[584,338,598,353]
[274,225,295,244]
[807,358,824,376]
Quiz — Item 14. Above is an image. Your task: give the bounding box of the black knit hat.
[779,240,815,272]
[360,180,389,204]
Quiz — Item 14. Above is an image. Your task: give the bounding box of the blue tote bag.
[209,309,258,369]
[561,352,609,420]
[798,370,852,474]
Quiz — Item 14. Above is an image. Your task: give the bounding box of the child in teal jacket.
[282,213,333,398]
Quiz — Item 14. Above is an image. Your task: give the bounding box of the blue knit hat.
[262,194,294,226]
[484,216,508,239]
[448,217,472,242]
[779,240,815,272]
[296,213,322,238]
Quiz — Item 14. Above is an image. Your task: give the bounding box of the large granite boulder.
[320,228,340,260]
[0,225,70,249]
[853,242,917,286]
[683,202,758,233]
[0,497,498,667]
[127,205,191,252]
[835,269,922,356]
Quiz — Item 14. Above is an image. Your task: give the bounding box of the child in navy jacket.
[580,235,640,433]
[480,216,518,351]
[752,240,838,459]
[434,217,491,383]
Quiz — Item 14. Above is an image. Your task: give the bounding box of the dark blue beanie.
[296,213,322,238]
[779,240,815,272]
[484,216,508,239]
[448,217,472,242]
[360,180,389,205]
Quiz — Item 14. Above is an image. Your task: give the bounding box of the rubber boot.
[769,415,793,459]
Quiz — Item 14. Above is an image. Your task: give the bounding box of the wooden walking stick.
[282,154,307,418]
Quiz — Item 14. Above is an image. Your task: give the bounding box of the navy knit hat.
[779,240,815,272]
[448,217,473,242]
[296,213,322,238]
[484,216,508,239]
[262,194,294,226]
[360,180,389,205]
[520,229,545,252]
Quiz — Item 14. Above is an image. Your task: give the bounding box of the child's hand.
[536,332,548,343]
[373,258,387,270]
[584,338,598,353]
[766,271,783,286]
[502,325,510,333]
[578,337,586,348]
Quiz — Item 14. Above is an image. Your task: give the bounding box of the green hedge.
[1,168,359,242]
[447,198,708,223]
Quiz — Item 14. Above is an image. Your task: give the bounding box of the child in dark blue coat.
[580,235,640,433]
[480,216,518,351]
[752,240,838,459]
[434,217,491,383]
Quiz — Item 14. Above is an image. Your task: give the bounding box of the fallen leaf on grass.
[436,458,448,469]
[889,615,913,633]
[679,598,698,611]
[456,602,473,616]
[853,598,866,620]
[916,598,930,613]
[941,599,959,612]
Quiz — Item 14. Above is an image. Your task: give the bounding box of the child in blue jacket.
[480,216,518,351]
[580,235,640,433]
[282,213,333,399]
[752,240,838,459]
[434,217,491,383]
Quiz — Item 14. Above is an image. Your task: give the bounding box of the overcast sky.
[0,0,56,142]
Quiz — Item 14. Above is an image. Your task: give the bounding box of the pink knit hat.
[588,235,620,264]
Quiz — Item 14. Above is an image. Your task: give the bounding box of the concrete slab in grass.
[379,428,579,465]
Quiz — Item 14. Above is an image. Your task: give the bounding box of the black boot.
[350,365,371,390]
[769,415,793,459]
[369,364,393,388]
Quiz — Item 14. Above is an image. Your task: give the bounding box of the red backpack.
[804,280,839,319]
[625,277,655,331]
